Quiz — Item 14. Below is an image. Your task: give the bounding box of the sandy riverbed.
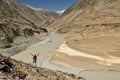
[51,33,120,70]
[50,33,120,80]
[11,32,81,74]
[11,32,120,80]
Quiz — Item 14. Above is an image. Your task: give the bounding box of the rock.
[23,28,34,38]
[40,28,48,33]
[18,70,27,79]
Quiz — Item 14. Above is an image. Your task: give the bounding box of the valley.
[1,0,120,80]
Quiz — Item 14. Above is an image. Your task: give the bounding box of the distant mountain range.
[56,10,65,14]
[0,0,58,26]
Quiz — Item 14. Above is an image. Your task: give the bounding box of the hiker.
[30,53,39,66]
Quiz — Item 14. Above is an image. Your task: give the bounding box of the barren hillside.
[51,0,120,34]
[0,54,84,80]
[0,0,58,48]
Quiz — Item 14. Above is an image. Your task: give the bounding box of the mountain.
[0,0,58,48]
[49,0,120,70]
[0,0,58,26]
[56,10,65,14]
[52,0,120,34]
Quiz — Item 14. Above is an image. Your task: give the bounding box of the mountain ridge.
[0,0,59,48]
[51,0,120,34]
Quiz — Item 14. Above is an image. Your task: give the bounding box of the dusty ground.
[50,32,120,80]
[51,32,120,70]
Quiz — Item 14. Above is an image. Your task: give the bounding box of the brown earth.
[51,24,120,70]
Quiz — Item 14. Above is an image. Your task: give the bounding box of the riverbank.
[51,42,120,70]
[50,40,120,80]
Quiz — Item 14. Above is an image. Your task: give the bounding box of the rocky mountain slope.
[52,0,120,35]
[0,54,84,80]
[0,0,58,48]
[0,0,58,26]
